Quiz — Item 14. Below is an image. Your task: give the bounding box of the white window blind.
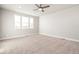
[14,15,21,29]
[14,14,34,29]
[22,16,29,29]
[30,17,34,29]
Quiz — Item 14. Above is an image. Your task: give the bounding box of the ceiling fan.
[34,4,50,12]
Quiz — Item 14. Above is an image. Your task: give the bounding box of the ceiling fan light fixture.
[34,4,50,12]
[38,8,42,11]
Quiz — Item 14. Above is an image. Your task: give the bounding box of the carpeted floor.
[0,34,79,54]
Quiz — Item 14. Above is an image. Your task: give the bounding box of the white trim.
[40,33,79,42]
[0,33,37,40]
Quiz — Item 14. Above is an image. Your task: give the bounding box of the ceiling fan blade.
[43,5,50,8]
[35,4,40,8]
[40,4,42,7]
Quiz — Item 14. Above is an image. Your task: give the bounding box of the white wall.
[0,9,1,38]
[0,8,39,39]
[39,6,79,40]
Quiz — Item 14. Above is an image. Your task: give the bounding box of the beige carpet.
[0,34,79,54]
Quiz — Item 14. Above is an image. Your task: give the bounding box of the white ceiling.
[0,4,78,16]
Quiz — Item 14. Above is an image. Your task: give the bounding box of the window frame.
[14,14,34,30]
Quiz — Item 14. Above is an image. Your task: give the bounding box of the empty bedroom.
[0,4,79,54]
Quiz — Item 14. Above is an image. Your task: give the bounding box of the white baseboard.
[40,33,79,42]
[0,33,37,40]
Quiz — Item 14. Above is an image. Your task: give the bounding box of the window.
[30,17,34,29]
[14,14,34,29]
[22,16,29,29]
[15,15,21,29]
